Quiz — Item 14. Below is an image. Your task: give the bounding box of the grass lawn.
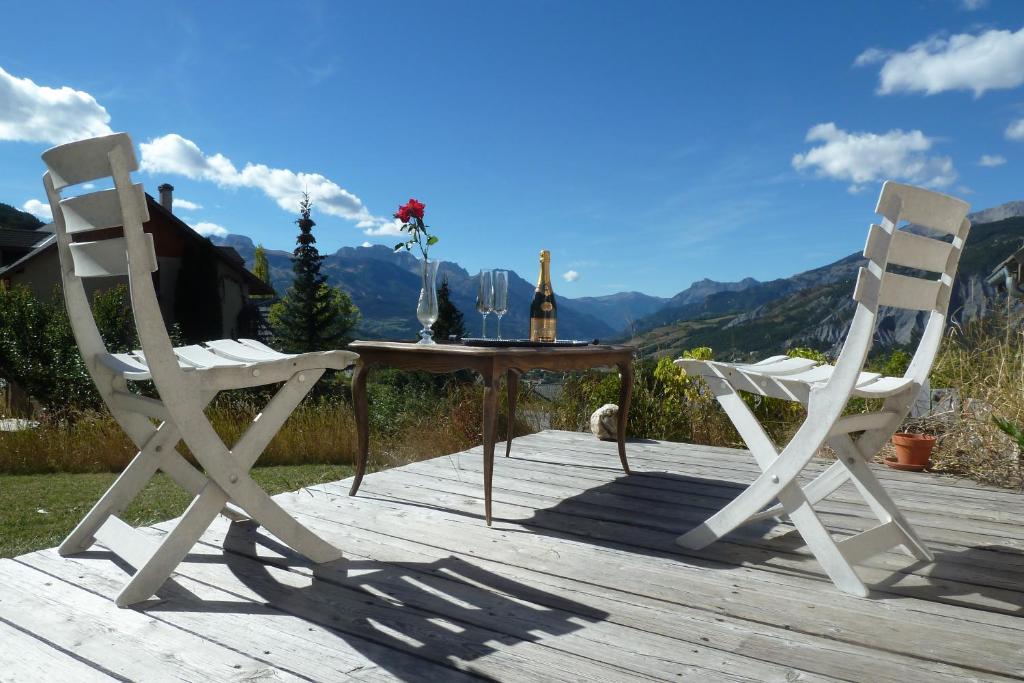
[0,464,353,559]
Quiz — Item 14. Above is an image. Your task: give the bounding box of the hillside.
[628,212,1024,359]
[0,203,43,231]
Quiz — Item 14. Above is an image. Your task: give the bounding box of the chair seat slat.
[173,345,247,369]
[204,339,291,362]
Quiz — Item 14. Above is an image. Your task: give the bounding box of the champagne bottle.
[529,249,557,342]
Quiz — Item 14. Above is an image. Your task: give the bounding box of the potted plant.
[888,432,936,471]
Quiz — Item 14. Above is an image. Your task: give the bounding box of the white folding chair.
[674,181,970,596]
[42,132,358,606]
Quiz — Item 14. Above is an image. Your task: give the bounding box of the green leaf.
[993,416,1024,450]
[394,243,404,252]
[426,235,439,246]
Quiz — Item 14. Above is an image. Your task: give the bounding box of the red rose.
[405,198,425,220]
[394,198,425,224]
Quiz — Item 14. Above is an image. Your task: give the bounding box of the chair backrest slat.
[41,133,139,191]
[68,234,157,278]
[61,185,150,234]
[875,181,968,235]
[863,224,953,274]
[876,271,943,311]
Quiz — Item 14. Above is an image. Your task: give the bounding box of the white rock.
[590,403,619,441]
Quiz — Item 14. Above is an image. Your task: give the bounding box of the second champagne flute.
[493,270,508,340]
[476,269,494,338]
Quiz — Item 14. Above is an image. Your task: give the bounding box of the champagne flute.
[493,270,508,340]
[476,269,494,338]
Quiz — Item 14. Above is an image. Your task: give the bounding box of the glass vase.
[416,257,440,344]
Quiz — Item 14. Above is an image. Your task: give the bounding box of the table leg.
[482,369,500,525]
[349,362,370,496]
[616,360,633,475]
[505,369,519,458]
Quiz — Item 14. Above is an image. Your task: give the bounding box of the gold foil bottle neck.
[539,249,551,263]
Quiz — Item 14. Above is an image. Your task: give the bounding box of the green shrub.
[0,285,136,411]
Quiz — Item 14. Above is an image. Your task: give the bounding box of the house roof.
[0,194,275,297]
[0,228,52,250]
[0,234,56,277]
[145,195,275,296]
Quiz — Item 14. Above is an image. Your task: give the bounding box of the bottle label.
[530,317,557,342]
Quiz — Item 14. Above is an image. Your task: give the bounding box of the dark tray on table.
[458,338,597,348]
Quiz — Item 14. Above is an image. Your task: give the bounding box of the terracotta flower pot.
[890,433,936,470]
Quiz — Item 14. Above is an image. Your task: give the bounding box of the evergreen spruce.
[270,194,360,352]
[432,276,465,340]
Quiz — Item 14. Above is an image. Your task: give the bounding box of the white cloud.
[82,183,95,190]
[853,47,889,67]
[360,217,405,236]
[961,0,987,9]
[192,221,229,238]
[21,198,52,221]
[856,26,1024,97]
[978,154,1007,166]
[139,133,395,234]
[563,269,580,283]
[792,122,956,192]
[1007,118,1024,141]
[0,66,113,144]
[173,198,203,211]
[360,241,373,248]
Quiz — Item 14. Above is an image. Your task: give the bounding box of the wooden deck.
[2,430,1022,682]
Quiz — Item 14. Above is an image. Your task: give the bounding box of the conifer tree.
[270,194,360,352]
[432,276,465,340]
[253,243,270,285]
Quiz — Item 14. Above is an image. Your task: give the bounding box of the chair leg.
[678,379,870,596]
[59,423,181,556]
[830,435,932,562]
[203,369,343,563]
[747,460,852,522]
[99,370,345,606]
[774,484,870,597]
[114,482,228,606]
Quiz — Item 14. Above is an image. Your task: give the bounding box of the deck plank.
[4,430,1023,682]
[0,612,119,683]
[304,471,1024,678]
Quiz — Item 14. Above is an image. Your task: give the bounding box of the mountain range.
[625,201,1024,359]
[212,235,668,340]
[214,199,1024,354]
[8,195,1017,355]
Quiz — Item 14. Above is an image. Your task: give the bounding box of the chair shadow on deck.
[125,520,609,680]
[502,464,1024,615]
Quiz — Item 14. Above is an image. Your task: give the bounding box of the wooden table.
[346,340,635,524]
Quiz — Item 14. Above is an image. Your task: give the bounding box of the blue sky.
[2,1,1023,297]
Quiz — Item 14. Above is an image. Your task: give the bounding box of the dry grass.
[915,311,1024,488]
[0,380,534,476]
[0,401,359,475]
